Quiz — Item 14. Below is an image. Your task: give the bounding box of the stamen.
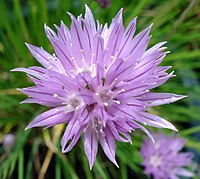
[53,94,59,98]
[114,100,120,104]
[111,56,115,61]
[104,102,108,106]
[116,88,126,94]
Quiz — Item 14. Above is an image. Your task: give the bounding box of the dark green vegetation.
[0,0,200,178]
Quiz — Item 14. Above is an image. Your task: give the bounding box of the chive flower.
[12,5,185,169]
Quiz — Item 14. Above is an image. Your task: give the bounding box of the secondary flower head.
[140,132,193,179]
[2,133,16,151]
[12,5,186,169]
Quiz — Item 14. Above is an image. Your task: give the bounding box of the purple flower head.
[12,5,186,169]
[2,133,16,151]
[140,132,193,179]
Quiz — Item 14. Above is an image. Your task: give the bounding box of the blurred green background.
[0,0,200,178]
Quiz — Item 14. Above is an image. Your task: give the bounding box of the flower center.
[149,155,162,168]
[100,89,112,103]
[95,87,117,107]
[54,94,84,113]
[69,98,81,108]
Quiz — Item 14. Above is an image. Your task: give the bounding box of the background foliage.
[0,0,200,178]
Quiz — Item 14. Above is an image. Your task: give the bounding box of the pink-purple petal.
[138,92,187,106]
[26,107,71,129]
[84,124,98,169]
[99,127,119,167]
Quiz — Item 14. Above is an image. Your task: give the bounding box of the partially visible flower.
[140,132,193,179]
[2,133,16,151]
[12,5,185,169]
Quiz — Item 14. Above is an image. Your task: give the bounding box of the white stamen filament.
[103,102,108,106]
[111,56,115,61]
[116,88,126,94]
[114,100,121,104]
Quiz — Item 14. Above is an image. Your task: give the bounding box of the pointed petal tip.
[24,42,29,46]
[146,23,153,31]
[11,67,25,72]
[16,88,22,91]
[119,8,123,13]
[141,23,153,35]
[172,126,178,132]
[67,12,73,18]
[115,161,119,168]
[166,123,178,132]
[173,95,187,101]
[89,163,93,170]
[44,23,51,33]
[10,69,15,72]
[44,23,48,31]
[25,123,34,131]
[53,23,59,29]
[25,43,34,50]
[110,158,119,168]
[25,126,30,131]
[181,95,187,99]
[61,147,66,153]
[173,127,178,132]
[85,4,89,9]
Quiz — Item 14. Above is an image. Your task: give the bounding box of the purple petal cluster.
[140,132,193,179]
[12,5,185,169]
